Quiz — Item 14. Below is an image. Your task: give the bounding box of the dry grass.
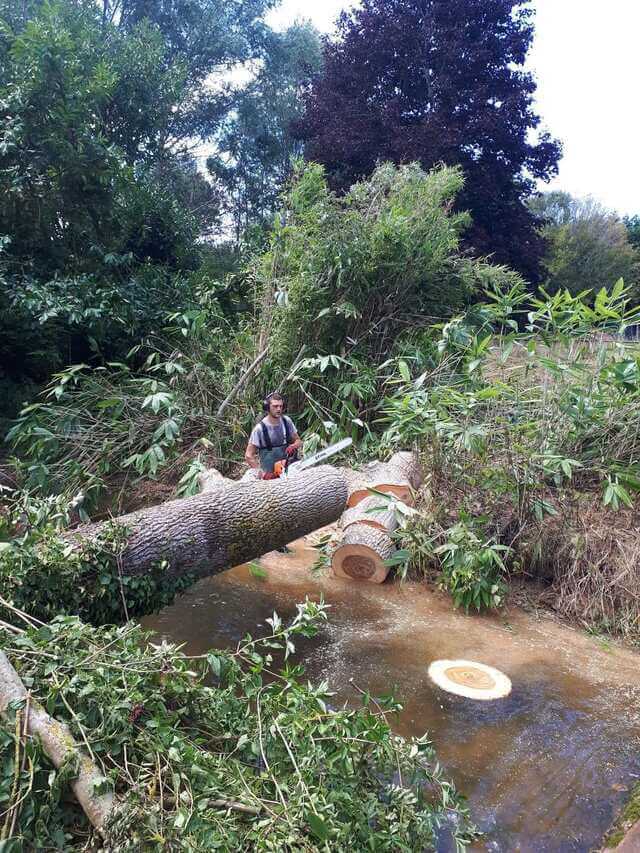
[515,494,640,636]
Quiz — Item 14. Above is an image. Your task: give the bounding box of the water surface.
[143,535,640,851]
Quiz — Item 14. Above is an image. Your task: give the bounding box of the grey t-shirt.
[249,416,297,449]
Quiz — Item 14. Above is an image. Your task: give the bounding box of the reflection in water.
[143,537,640,852]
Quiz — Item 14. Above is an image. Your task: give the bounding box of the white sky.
[266,0,640,216]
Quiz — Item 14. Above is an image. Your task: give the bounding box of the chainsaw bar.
[284,437,353,477]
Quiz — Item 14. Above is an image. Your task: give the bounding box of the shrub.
[0,602,474,850]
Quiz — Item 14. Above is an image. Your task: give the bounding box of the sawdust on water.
[143,532,640,852]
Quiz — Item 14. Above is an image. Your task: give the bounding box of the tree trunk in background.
[70,467,348,580]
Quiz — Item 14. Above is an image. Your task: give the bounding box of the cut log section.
[332,524,395,583]
[340,494,400,533]
[342,451,422,508]
[332,452,422,584]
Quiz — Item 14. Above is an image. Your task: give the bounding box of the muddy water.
[142,535,640,852]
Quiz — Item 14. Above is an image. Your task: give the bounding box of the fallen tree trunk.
[342,451,423,507]
[71,466,348,580]
[332,452,422,584]
[0,650,114,832]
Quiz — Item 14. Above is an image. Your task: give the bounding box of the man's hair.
[263,391,285,413]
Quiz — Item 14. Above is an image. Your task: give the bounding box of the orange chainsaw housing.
[273,459,287,477]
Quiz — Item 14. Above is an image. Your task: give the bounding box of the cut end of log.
[332,543,389,583]
[331,524,394,584]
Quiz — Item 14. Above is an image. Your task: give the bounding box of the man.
[245,392,302,480]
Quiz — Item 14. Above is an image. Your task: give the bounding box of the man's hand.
[260,471,279,480]
[285,444,298,457]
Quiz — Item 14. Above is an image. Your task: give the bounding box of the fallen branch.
[216,347,269,420]
[0,650,114,832]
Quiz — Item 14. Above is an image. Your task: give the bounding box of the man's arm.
[285,417,302,455]
[245,441,260,470]
[288,432,303,452]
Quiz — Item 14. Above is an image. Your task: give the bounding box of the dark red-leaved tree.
[295,0,561,281]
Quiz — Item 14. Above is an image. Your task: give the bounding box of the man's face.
[268,398,284,418]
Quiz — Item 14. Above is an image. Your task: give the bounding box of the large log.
[332,452,422,584]
[332,524,395,583]
[71,466,348,580]
[341,451,422,508]
[0,650,114,832]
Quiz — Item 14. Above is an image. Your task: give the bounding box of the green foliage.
[261,161,472,368]
[8,361,189,504]
[0,603,473,850]
[246,161,524,446]
[376,279,640,616]
[209,22,323,240]
[0,493,194,625]
[5,294,238,505]
[0,0,275,426]
[531,192,639,298]
[624,215,640,252]
[433,517,509,613]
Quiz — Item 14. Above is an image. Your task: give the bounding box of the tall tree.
[294,0,561,281]
[530,192,639,296]
[208,22,322,241]
[624,215,640,252]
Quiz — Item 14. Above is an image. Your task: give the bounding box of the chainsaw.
[273,437,352,478]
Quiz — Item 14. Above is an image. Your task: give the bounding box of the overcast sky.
[266,0,639,216]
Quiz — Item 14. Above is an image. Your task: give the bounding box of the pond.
[142,534,640,852]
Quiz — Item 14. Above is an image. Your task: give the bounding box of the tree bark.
[70,466,348,580]
[331,452,422,584]
[340,494,400,533]
[0,650,114,832]
[341,451,422,508]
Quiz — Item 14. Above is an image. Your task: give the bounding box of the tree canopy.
[531,192,639,297]
[294,0,561,281]
[208,22,322,241]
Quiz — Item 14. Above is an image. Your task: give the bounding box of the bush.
[379,278,640,626]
